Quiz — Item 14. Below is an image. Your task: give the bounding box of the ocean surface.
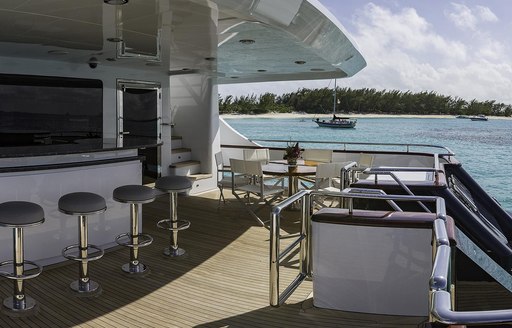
[224,116,512,210]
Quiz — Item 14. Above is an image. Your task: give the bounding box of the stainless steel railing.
[270,187,512,324]
[250,138,455,156]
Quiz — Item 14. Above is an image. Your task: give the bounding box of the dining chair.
[355,153,375,180]
[229,158,285,226]
[243,148,270,164]
[302,149,333,163]
[215,151,249,207]
[312,162,345,207]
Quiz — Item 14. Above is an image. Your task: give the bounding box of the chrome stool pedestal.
[59,192,106,295]
[113,185,156,274]
[0,201,44,313]
[155,176,192,257]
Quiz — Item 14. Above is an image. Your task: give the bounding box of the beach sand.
[221,113,510,119]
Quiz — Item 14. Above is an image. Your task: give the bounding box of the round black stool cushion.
[59,192,106,215]
[0,201,44,227]
[113,185,157,204]
[155,175,192,193]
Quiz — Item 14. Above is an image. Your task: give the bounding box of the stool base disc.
[70,280,101,294]
[163,247,186,257]
[3,296,36,312]
[121,262,149,274]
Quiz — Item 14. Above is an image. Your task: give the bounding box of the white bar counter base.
[0,150,142,266]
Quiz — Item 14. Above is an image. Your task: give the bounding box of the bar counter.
[0,147,148,266]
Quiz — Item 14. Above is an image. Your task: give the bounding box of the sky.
[218,0,512,105]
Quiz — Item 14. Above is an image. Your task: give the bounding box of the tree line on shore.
[219,87,512,117]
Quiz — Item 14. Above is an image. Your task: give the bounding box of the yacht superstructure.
[0,1,511,327]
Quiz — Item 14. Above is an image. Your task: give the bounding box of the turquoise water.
[224,117,512,210]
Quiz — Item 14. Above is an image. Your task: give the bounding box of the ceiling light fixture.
[47,50,69,55]
[107,37,123,42]
[104,0,128,5]
[239,39,255,45]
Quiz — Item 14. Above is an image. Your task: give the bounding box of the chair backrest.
[302,149,333,163]
[243,148,270,164]
[230,158,263,177]
[316,162,340,179]
[215,151,225,182]
[358,153,374,169]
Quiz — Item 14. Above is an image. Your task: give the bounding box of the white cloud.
[344,2,512,103]
[220,2,512,105]
[446,3,498,30]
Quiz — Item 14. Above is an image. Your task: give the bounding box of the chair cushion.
[113,185,157,204]
[0,201,45,227]
[155,176,192,192]
[59,192,106,215]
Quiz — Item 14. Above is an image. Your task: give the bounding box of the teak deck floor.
[1,190,506,327]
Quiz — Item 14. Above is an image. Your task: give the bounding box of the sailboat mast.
[333,79,337,116]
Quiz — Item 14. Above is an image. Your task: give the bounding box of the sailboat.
[313,79,357,128]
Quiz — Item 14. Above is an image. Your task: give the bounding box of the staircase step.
[171,136,182,149]
[171,148,192,163]
[169,160,201,176]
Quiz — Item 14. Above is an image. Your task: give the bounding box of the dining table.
[262,159,318,197]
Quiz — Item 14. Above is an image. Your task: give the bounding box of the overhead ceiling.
[0,0,366,82]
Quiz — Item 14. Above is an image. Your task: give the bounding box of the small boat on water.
[455,115,470,119]
[313,79,356,128]
[314,115,357,128]
[470,114,488,121]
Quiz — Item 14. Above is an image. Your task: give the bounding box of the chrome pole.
[170,192,179,252]
[13,227,25,309]
[78,215,89,290]
[130,203,140,267]
[269,211,280,307]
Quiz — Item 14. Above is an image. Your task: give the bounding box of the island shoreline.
[221,113,511,120]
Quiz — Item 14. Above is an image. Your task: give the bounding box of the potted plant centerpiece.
[283,142,301,166]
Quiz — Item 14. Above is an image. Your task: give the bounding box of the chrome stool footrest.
[0,260,42,281]
[115,232,153,248]
[157,219,191,231]
[61,244,104,262]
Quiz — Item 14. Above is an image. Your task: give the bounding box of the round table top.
[263,160,317,176]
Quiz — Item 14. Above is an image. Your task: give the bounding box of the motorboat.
[0,0,510,327]
[470,114,489,121]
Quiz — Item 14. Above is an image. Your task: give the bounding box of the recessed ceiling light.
[204,57,216,61]
[294,60,306,65]
[310,68,325,72]
[47,50,69,55]
[104,0,128,4]
[257,69,267,72]
[107,37,123,42]
[239,39,255,45]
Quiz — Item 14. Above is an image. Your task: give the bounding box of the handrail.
[249,138,455,156]
[270,187,512,325]
[363,167,442,213]
[270,189,310,307]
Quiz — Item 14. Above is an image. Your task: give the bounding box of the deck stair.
[169,135,211,181]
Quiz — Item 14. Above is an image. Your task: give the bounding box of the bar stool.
[113,185,156,275]
[59,192,106,295]
[155,175,192,257]
[0,201,44,313]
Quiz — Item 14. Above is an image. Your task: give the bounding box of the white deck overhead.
[0,0,365,83]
